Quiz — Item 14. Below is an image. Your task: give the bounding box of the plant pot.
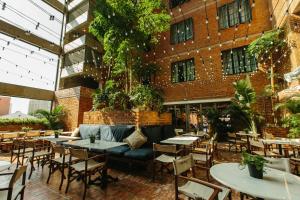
[90,137,95,143]
[248,164,263,179]
[55,133,59,138]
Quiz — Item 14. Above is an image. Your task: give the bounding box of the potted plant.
[21,126,33,132]
[240,152,268,179]
[89,134,96,143]
[54,130,61,138]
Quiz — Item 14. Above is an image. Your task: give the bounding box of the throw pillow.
[124,128,147,149]
[71,128,79,137]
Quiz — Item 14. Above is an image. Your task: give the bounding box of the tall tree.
[89,0,171,92]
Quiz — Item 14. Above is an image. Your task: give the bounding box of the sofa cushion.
[141,126,162,147]
[100,125,135,142]
[124,148,153,160]
[124,129,147,149]
[111,125,135,142]
[79,124,100,140]
[107,145,130,156]
[162,125,176,140]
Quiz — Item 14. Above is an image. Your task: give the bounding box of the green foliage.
[275,98,300,138]
[247,29,287,62]
[226,76,260,134]
[89,0,170,85]
[129,84,164,111]
[34,106,64,130]
[0,118,47,126]
[21,127,33,132]
[92,88,109,111]
[241,152,268,171]
[132,63,160,83]
[109,91,131,110]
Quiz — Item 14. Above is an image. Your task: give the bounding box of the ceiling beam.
[0,82,54,101]
[42,0,65,13]
[0,20,62,55]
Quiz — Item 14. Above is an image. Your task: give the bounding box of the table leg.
[246,136,250,153]
[278,144,283,155]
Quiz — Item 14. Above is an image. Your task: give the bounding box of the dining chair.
[192,136,215,181]
[173,154,231,200]
[43,130,54,137]
[26,140,52,179]
[25,130,41,139]
[47,144,78,190]
[249,139,280,157]
[0,165,27,200]
[10,139,33,168]
[152,143,181,181]
[0,132,19,152]
[65,148,105,200]
[227,132,247,153]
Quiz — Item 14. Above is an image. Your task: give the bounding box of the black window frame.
[218,0,252,30]
[170,0,190,9]
[222,46,257,75]
[170,18,194,45]
[171,58,195,83]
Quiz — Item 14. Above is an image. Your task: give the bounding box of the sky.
[0,0,64,114]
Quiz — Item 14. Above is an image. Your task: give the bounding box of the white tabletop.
[261,138,300,146]
[38,136,81,144]
[160,136,198,146]
[63,139,126,151]
[0,161,11,172]
[210,163,300,200]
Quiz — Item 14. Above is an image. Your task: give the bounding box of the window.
[218,0,252,29]
[170,0,189,8]
[170,18,193,44]
[171,58,195,83]
[222,46,257,75]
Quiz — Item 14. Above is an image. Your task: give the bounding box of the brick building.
[146,0,272,130]
[0,96,11,116]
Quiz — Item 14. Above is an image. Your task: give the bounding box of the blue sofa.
[78,124,176,163]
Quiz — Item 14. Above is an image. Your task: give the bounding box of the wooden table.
[261,138,300,156]
[0,161,11,172]
[63,139,126,187]
[210,163,300,200]
[160,136,199,146]
[37,136,81,144]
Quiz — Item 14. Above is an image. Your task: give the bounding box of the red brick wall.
[263,126,289,138]
[55,87,93,131]
[148,0,272,102]
[83,111,172,126]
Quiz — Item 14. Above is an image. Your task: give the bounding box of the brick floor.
[0,144,245,200]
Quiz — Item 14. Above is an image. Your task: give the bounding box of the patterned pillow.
[124,128,147,149]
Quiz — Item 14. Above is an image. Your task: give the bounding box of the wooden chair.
[173,154,231,200]
[0,132,19,152]
[192,137,215,181]
[43,130,54,136]
[0,165,27,200]
[25,131,40,139]
[47,144,78,190]
[152,143,181,181]
[10,139,33,168]
[227,132,247,153]
[249,139,280,157]
[65,148,105,200]
[26,140,52,179]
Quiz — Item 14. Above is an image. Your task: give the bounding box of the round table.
[210,163,300,200]
[0,161,11,172]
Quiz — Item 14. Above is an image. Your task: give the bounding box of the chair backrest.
[26,130,40,138]
[250,139,264,149]
[173,154,194,175]
[153,143,177,153]
[265,158,291,173]
[227,132,236,138]
[52,144,66,155]
[2,132,19,140]
[69,148,88,160]
[174,129,184,136]
[44,130,54,136]
[9,165,27,188]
